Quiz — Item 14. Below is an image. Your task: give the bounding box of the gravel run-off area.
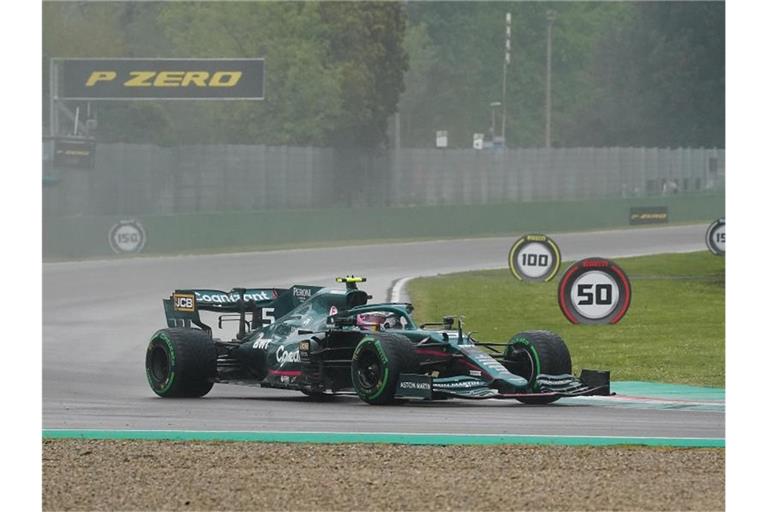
[43,439,724,511]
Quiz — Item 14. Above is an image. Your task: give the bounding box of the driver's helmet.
[356,312,392,331]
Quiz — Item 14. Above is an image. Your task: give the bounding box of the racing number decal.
[508,234,562,282]
[558,258,631,324]
[705,218,725,256]
[255,307,276,327]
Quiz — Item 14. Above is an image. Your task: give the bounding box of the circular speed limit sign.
[705,218,725,256]
[108,219,147,254]
[508,234,562,282]
[558,258,631,325]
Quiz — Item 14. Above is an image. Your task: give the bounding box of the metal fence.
[393,147,725,206]
[42,143,725,217]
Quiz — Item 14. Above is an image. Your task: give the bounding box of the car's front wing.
[395,370,612,401]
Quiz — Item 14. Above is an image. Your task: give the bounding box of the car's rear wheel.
[145,328,217,398]
[351,332,418,405]
[503,330,572,405]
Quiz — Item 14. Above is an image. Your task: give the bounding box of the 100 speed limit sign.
[558,258,631,324]
[508,234,562,282]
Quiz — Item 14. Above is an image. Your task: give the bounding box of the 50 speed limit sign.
[705,218,725,256]
[558,258,631,324]
[108,219,146,254]
[508,234,562,282]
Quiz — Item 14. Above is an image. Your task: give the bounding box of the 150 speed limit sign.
[705,218,725,256]
[558,258,631,324]
[108,219,146,254]
[508,234,562,282]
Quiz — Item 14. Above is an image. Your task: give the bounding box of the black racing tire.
[145,328,217,398]
[502,330,572,405]
[350,332,418,405]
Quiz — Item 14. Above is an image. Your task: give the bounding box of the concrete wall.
[43,194,725,260]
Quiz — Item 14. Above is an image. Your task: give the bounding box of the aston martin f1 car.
[145,277,611,404]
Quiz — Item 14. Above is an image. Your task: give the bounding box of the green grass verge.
[408,251,724,387]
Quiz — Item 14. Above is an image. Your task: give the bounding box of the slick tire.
[502,330,572,405]
[351,332,418,405]
[145,328,217,398]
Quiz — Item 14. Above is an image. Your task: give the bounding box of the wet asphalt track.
[43,224,724,439]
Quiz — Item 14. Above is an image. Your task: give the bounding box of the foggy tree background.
[42,1,724,150]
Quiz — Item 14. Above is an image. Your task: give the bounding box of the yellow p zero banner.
[55,58,264,100]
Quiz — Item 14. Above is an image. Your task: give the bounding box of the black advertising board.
[55,58,265,100]
[53,138,96,169]
[629,206,669,225]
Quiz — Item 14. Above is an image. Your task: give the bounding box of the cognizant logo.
[276,346,300,364]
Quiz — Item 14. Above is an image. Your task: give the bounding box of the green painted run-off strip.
[42,430,724,448]
[613,381,724,402]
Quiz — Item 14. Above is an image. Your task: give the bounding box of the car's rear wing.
[163,285,323,338]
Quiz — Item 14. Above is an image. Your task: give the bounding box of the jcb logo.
[173,293,196,313]
[85,70,243,88]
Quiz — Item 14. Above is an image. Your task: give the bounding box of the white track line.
[389,275,416,302]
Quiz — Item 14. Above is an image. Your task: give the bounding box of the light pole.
[545,9,556,148]
[501,12,511,146]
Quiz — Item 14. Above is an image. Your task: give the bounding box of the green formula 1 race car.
[145,276,611,404]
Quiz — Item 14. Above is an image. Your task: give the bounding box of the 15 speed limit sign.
[508,234,562,282]
[558,258,631,324]
[108,219,146,254]
[705,218,725,256]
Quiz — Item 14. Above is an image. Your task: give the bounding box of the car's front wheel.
[502,330,572,404]
[351,332,418,405]
[145,328,217,398]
